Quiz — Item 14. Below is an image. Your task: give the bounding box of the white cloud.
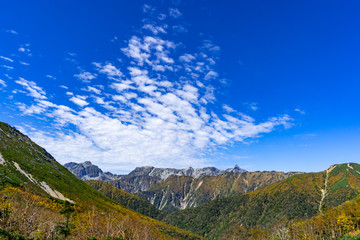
[111,82,134,92]
[143,24,167,35]
[0,79,7,88]
[93,62,122,79]
[179,53,195,62]
[158,13,167,20]
[121,35,175,70]
[294,108,306,115]
[46,75,56,80]
[223,105,236,113]
[74,72,97,82]
[169,8,182,18]
[1,65,14,70]
[82,86,101,94]
[202,40,220,53]
[15,78,47,99]
[6,29,18,35]
[143,4,155,13]
[204,70,218,80]
[173,25,188,33]
[0,56,14,62]
[20,61,30,66]
[250,103,258,111]
[18,47,26,52]
[244,102,259,111]
[69,96,89,107]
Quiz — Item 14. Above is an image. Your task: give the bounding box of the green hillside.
[86,180,163,219]
[162,164,360,239]
[0,122,203,240]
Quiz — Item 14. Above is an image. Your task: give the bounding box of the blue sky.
[0,0,359,173]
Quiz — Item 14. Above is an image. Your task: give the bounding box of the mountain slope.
[138,171,299,212]
[162,164,360,239]
[86,180,163,219]
[0,122,203,240]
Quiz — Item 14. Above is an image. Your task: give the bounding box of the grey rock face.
[137,171,301,212]
[64,162,248,194]
[128,165,247,180]
[225,164,247,174]
[64,161,114,181]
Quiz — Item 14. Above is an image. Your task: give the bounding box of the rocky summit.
[64,161,116,181]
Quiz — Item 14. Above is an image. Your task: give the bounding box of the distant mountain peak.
[64,161,114,181]
[225,164,247,173]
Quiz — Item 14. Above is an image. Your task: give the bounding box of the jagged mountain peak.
[225,164,247,173]
[129,166,156,176]
[64,161,114,181]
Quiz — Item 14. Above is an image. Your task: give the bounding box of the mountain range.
[65,161,300,212]
[64,161,247,183]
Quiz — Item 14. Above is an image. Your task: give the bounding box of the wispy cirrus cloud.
[15,78,47,99]
[294,108,306,115]
[0,56,14,62]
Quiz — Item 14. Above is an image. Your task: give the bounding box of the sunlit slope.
[162,163,360,239]
[0,122,203,240]
[288,193,360,239]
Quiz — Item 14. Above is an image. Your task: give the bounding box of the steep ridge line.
[319,165,335,212]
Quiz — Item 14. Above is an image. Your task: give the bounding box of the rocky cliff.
[64,161,247,194]
[137,171,300,212]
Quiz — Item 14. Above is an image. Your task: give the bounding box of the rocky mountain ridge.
[138,171,300,212]
[65,161,302,212]
[129,164,246,180]
[64,161,247,182]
